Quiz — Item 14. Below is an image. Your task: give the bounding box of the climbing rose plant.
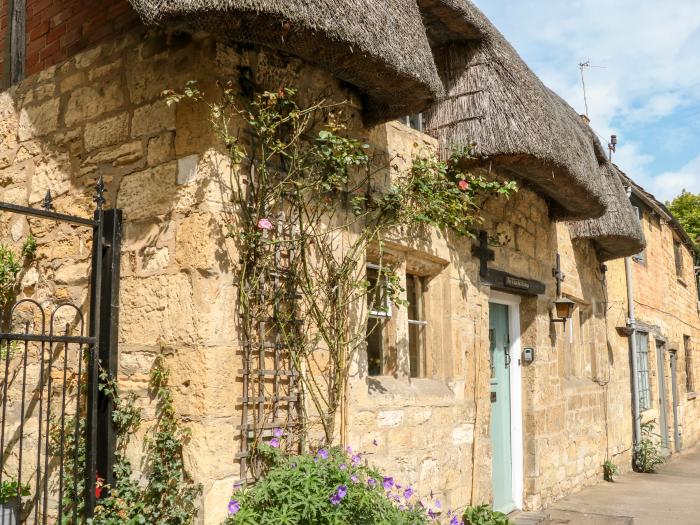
[164,82,516,463]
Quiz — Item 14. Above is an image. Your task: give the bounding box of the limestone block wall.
[0,28,366,524]
[606,208,700,451]
[346,135,634,514]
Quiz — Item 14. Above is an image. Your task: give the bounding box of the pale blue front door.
[489,303,515,514]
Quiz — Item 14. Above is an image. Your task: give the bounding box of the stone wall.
[0,28,365,524]
[606,206,700,452]
[346,121,635,513]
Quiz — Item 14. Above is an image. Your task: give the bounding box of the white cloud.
[650,154,700,202]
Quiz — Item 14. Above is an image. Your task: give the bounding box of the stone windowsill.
[688,392,698,401]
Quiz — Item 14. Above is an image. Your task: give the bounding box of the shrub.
[462,505,511,525]
[223,435,466,525]
[602,459,619,482]
[0,480,30,504]
[634,420,665,473]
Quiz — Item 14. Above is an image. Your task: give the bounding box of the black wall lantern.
[551,253,576,324]
[551,296,576,323]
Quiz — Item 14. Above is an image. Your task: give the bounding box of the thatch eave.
[127,0,445,125]
[420,0,609,220]
[569,164,646,261]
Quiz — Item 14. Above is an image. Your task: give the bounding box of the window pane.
[407,273,425,378]
[367,267,390,316]
[687,339,693,391]
[636,332,651,410]
[366,317,383,376]
[409,323,420,377]
[674,242,684,277]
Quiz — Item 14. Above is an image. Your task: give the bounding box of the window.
[407,274,427,378]
[636,332,652,410]
[398,114,423,133]
[685,335,694,393]
[365,256,440,378]
[674,240,684,279]
[366,264,391,376]
[632,206,646,264]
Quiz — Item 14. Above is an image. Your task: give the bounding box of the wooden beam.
[9,0,25,85]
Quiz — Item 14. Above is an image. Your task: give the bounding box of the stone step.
[508,511,551,525]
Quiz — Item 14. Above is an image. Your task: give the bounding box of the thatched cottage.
[0,0,697,523]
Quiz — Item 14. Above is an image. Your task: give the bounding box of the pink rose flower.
[257,218,273,230]
[458,180,469,191]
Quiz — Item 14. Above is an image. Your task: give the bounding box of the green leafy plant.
[88,352,201,525]
[21,234,36,261]
[223,437,438,525]
[602,459,619,482]
[0,479,30,504]
[633,420,665,473]
[0,244,22,305]
[668,190,700,250]
[462,505,511,525]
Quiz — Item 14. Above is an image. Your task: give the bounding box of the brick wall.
[24,0,138,77]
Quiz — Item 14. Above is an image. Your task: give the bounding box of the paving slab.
[548,446,700,525]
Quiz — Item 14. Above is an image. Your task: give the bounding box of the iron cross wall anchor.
[472,230,495,278]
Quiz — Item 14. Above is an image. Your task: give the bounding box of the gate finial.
[42,189,53,211]
[93,176,106,209]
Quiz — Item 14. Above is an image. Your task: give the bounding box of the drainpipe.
[625,186,642,447]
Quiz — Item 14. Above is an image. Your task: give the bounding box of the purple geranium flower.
[273,427,284,438]
[269,438,280,448]
[450,516,460,525]
[403,486,414,500]
[339,463,347,470]
[382,477,394,490]
[330,485,348,505]
[317,448,329,460]
[350,475,359,483]
[228,500,240,515]
[367,477,377,488]
[351,453,361,467]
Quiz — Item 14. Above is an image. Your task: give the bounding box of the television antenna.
[579,60,608,117]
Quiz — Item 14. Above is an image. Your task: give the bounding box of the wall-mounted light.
[551,253,576,325]
[551,297,576,323]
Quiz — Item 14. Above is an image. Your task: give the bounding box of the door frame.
[489,291,524,511]
[655,339,670,454]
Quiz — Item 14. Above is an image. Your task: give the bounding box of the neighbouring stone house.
[605,170,700,454]
[0,1,697,524]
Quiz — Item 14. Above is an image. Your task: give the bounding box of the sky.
[473,0,700,203]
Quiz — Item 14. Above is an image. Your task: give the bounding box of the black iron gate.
[0,179,121,524]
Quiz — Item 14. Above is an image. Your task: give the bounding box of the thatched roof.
[127,0,444,124]
[420,0,610,220]
[568,161,646,262]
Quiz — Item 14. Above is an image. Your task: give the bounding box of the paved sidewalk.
[547,447,700,525]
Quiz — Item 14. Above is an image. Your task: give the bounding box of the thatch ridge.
[127,0,444,124]
[420,0,609,220]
